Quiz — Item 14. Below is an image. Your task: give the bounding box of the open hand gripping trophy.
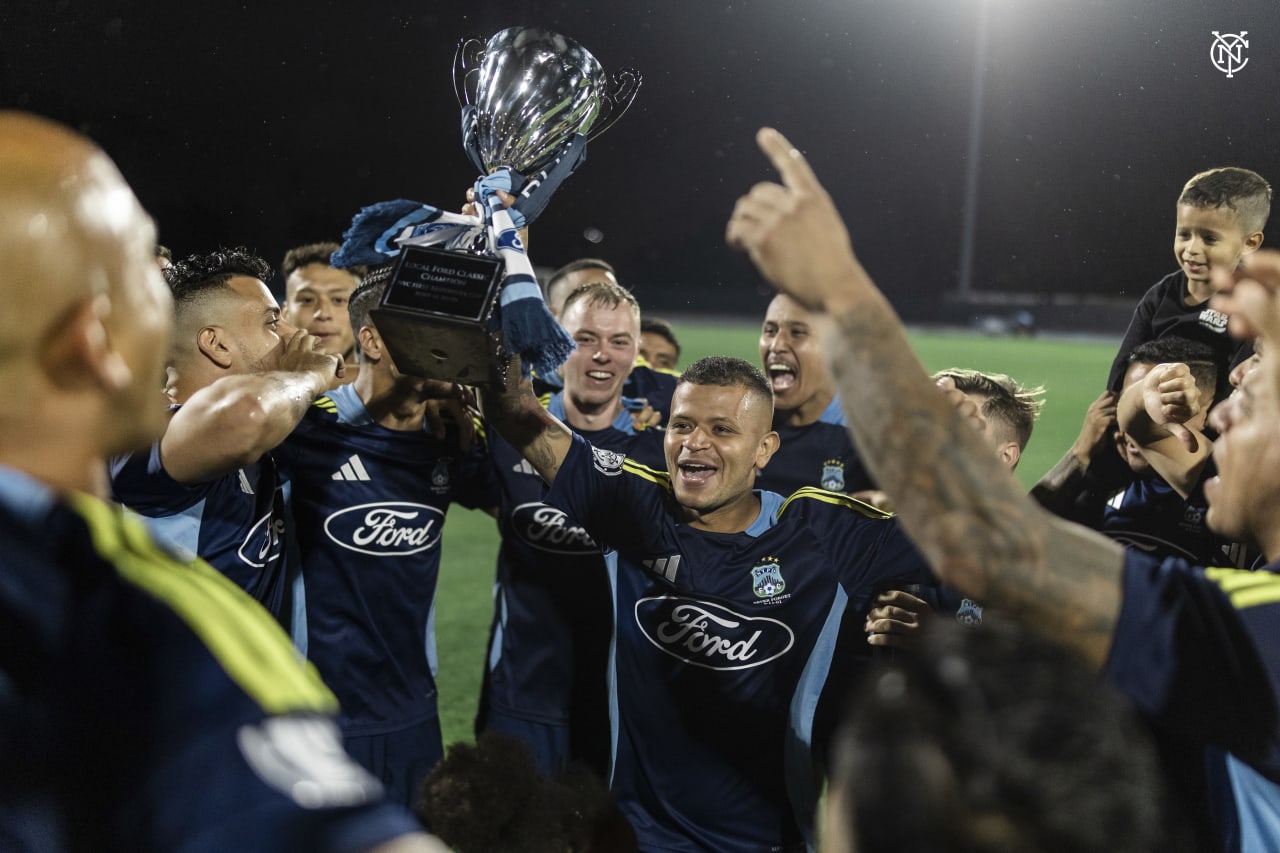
[330,27,641,386]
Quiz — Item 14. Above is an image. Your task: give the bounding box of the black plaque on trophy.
[370,244,508,387]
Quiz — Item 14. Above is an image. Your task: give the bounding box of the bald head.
[0,112,160,362]
[0,112,171,477]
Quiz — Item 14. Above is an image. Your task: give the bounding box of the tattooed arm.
[726,127,1124,667]
[478,359,574,485]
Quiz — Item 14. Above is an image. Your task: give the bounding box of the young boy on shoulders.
[1107,167,1271,395]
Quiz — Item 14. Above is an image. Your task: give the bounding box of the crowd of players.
[5,108,1280,853]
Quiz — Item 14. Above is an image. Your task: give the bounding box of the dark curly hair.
[164,246,273,307]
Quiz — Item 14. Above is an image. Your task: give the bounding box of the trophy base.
[370,244,508,387]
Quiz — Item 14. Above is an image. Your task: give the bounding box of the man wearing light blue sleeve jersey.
[111,249,343,619]
[726,125,1280,852]
[0,110,445,853]
[478,281,666,779]
[273,267,498,812]
[755,293,874,499]
[482,354,931,852]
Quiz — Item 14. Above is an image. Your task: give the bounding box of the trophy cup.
[368,27,641,386]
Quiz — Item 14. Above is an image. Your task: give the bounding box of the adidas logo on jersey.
[643,555,682,582]
[512,458,537,476]
[237,469,255,495]
[332,455,372,482]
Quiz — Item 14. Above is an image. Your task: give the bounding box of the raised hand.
[726,127,859,311]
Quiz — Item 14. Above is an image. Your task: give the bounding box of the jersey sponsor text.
[634,596,795,671]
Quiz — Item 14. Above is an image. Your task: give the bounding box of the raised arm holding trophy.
[331,26,640,386]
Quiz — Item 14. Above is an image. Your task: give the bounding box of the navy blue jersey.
[543,436,930,852]
[755,395,875,497]
[1107,550,1280,850]
[0,467,419,852]
[1101,463,1239,567]
[481,394,665,774]
[534,361,679,418]
[273,384,496,798]
[109,423,287,617]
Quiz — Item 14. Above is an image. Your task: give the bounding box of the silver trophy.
[372,27,641,386]
[454,26,642,175]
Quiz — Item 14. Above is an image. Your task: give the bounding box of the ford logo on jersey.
[324,502,444,556]
[634,597,795,671]
[510,502,599,555]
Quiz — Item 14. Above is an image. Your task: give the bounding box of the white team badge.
[820,459,845,492]
[750,558,786,599]
[591,446,626,476]
[238,715,383,808]
[955,598,984,627]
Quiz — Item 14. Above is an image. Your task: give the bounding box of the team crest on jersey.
[592,446,626,476]
[955,598,984,627]
[635,596,795,671]
[820,459,846,491]
[324,502,444,556]
[750,557,787,600]
[431,458,452,491]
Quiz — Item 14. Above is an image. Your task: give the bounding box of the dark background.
[3,0,1277,328]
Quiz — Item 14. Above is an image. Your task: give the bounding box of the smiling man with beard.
[481,351,931,852]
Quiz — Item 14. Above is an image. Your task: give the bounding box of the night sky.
[3,0,1278,327]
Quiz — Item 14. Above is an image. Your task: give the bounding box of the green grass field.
[434,323,1119,745]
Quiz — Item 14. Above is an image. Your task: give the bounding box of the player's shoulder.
[66,492,339,714]
[777,486,891,521]
[581,439,671,488]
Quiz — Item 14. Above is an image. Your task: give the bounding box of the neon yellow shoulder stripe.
[71,493,338,715]
[623,458,670,489]
[778,487,892,520]
[312,395,338,414]
[1205,566,1280,610]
